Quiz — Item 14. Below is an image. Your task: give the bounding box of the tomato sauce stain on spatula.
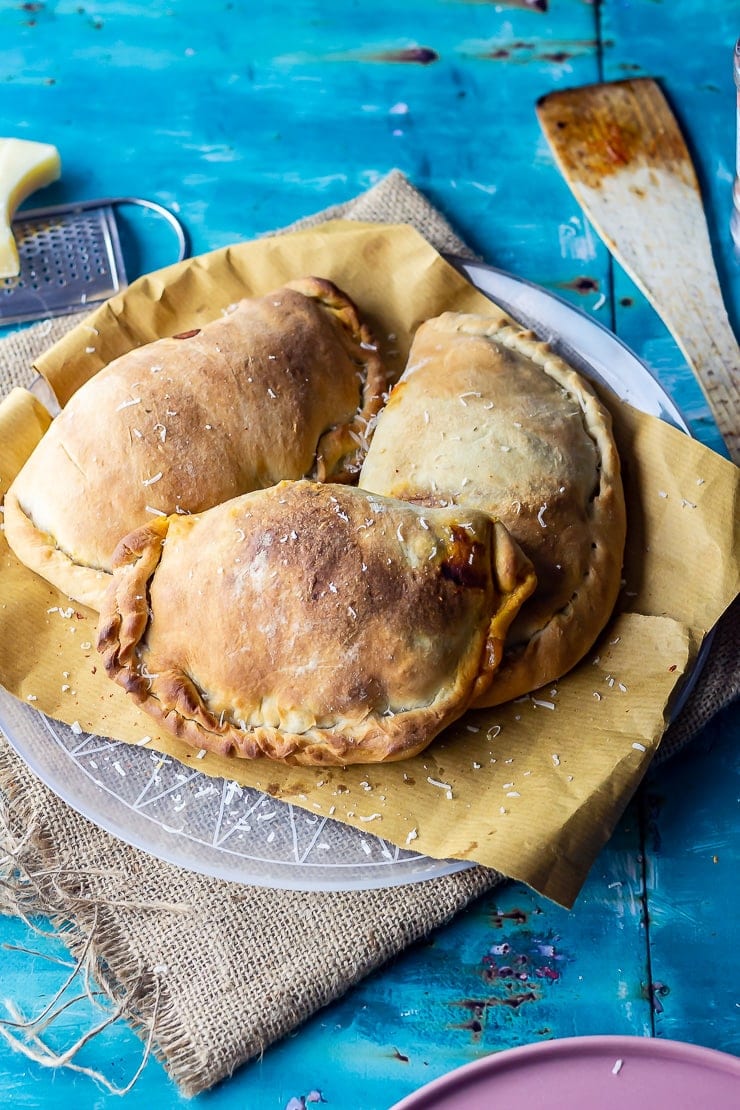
[537,78,739,462]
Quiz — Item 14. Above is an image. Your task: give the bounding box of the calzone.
[4,278,386,611]
[359,309,627,706]
[97,481,536,766]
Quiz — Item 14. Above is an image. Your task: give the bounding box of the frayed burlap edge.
[0,743,183,1092]
[0,734,501,1095]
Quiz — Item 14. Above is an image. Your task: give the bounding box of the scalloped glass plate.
[0,262,700,891]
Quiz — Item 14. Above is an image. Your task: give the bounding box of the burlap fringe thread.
[0,743,190,1094]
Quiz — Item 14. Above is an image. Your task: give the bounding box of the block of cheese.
[0,138,62,278]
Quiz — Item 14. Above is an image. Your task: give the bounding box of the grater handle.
[17,196,189,264]
[110,197,189,263]
[2,196,190,327]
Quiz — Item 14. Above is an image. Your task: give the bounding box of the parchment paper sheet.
[1,221,738,907]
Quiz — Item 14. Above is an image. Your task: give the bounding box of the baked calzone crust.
[359,309,627,706]
[97,481,536,765]
[4,278,386,611]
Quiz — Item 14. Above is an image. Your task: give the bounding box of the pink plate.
[390,1036,740,1110]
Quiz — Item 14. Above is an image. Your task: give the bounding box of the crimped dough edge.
[360,308,627,707]
[439,311,627,706]
[96,493,536,767]
[284,277,387,484]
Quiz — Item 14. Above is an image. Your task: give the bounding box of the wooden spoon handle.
[538,79,740,463]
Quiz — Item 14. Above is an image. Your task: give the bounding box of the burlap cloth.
[0,171,737,1096]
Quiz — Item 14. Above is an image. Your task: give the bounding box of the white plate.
[0,263,696,891]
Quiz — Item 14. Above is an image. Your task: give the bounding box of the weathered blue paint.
[0,1,738,1107]
[642,707,740,1056]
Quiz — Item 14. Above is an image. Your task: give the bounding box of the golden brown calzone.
[359,309,627,706]
[97,481,536,765]
[4,278,387,610]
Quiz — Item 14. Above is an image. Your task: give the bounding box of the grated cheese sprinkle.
[427,776,453,800]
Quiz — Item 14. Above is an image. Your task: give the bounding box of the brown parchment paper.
[0,220,738,907]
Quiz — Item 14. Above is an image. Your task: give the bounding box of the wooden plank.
[0,808,650,1109]
[537,78,740,462]
[600,0,740,453]
[0,0,609,304]
[259,811,650,1108]
[601,0,740,1056]
[640,706,740,1056]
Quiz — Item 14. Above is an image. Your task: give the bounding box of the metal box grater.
[0,197,187,326]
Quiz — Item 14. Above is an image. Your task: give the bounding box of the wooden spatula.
[537,77,739,463]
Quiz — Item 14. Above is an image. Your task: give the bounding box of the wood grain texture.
[602,0,740,456]
[0,1,738,1107]
[537,78,740,462]
[641,708,740,1058]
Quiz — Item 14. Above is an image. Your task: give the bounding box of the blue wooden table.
[1,1,738,1107]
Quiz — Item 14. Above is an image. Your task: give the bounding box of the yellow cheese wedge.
[0,138,61,278]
